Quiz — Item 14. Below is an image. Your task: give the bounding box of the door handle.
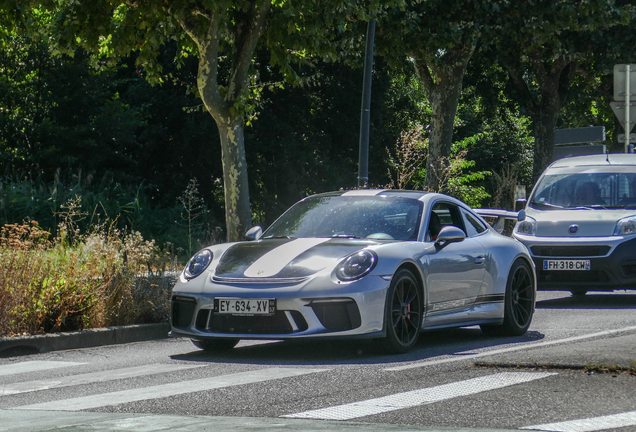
[474,256,486,265]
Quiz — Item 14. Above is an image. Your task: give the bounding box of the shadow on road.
[170,327,545,366]
[536,292,636,310]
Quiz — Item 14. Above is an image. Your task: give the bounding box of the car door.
[424,202,487,316]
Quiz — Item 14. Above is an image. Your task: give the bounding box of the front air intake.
[171,296,196,328]
[311,299,361,332]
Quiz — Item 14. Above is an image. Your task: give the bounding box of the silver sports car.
[170,189,536,354]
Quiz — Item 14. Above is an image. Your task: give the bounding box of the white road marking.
[283,371,556,421]
[243,238,330,278]
[0,361,85,377]
[522,410,636,432]
[0,363,206,396]
[385,325,636,371]
[12,367,327,411]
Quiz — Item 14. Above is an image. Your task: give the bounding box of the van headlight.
[614,216,636,236]
[514,216,536,236]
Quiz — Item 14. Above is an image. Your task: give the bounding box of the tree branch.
[502,61,539,113]
[226,0,272,101]
[411,55,433,100]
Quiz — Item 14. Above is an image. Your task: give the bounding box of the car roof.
[549,153,636,169]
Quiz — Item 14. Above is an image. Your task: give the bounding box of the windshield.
[263,195,423,241]
[531,170,636,209]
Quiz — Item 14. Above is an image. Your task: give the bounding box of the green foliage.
[0,172,224,256]
[385,124,492,208]
[178,178,216,256]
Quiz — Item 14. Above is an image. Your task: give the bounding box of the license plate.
[543,260,591,271]
[214,298,276,316]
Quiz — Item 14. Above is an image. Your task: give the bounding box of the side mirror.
[517,209,526,222]
[435,225,466,248]
[245,226,263,241]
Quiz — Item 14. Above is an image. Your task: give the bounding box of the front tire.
[481,259,535,337]
[191,338,240,352]
[377,269,423,354]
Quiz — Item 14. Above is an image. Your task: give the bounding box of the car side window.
[427,202,466,241]
[460,208,487,237]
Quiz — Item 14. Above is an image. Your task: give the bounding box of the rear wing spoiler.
[473,209,521,234]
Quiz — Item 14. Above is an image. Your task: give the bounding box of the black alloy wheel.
[481,259,535,336]
[378,269,423,354]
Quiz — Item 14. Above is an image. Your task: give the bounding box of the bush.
[0,217,178,337]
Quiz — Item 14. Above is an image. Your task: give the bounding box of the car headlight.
[335,250,378,281]
[184,249,213,280]
[614,216,636,236]
[514,216,537,236]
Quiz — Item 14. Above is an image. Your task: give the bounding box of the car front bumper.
[170,272,390,341]
[513,234,636,291]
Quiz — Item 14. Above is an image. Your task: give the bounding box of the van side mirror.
[515,199,527,212]
[517,209,526,222]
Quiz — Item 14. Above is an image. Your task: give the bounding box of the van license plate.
[543,260,590,271]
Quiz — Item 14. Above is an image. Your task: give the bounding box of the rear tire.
[481,259,535,337]
[377,269,422,354]
[191,338,239,351]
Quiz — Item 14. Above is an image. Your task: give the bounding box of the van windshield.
[530,171,636,209]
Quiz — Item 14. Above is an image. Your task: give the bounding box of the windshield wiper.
[262,235,295,239]
[530,201,564,209]
[331,234,363,239]
[570,205,608,210]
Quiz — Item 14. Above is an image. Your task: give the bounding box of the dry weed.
[0,214,177,337]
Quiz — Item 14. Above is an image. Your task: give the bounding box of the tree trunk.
[425,77,465,192]
[531,105,560,182]
[504,56,576,183]
[413,44,476,192]
[174,3,270,242]
[216,116,252,242]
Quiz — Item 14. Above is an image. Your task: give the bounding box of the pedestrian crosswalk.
[1,360,635,431]
[522,411,636,432]
[1,363,206,396]
[284,372,556,421]
[0,361,85,377]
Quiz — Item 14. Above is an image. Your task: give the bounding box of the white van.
[512,154,636,295]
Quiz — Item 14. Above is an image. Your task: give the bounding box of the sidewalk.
[0,322,171,358]
[0,410,518,432]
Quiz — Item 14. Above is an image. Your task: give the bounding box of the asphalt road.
[1,291,635,432]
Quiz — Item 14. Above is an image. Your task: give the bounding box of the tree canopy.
[9,0,388,241]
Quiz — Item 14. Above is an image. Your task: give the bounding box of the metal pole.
[358,19,376,188]
[626,64,631,154]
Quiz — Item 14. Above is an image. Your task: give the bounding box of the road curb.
[0,322,171,358]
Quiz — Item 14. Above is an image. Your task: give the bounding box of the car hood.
[213,237,387,280]
[526,208,636,237]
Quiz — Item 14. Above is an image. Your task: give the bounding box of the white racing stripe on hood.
[244,238,331,278]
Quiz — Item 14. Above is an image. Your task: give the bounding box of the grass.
[0,216,179,337]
